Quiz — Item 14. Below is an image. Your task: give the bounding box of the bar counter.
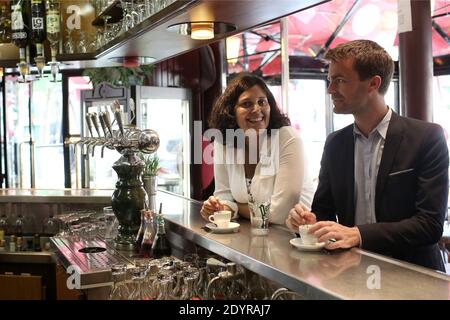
[0,189,112,204]
[156,191,450,300]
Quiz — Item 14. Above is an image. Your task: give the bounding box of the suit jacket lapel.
[375,112,404,219]
[342,126,355,226]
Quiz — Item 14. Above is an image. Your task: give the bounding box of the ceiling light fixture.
[167,21,237,41]
[191,22,215,40]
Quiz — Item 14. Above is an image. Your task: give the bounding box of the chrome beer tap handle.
[98,112,109,137]
[85,113,94,138]
[90,112,102,137]
[102,110,114,137]
[112,100,125,137]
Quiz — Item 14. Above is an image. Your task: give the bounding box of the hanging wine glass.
[77,30,87,54]
[64,28,75,54]
[101,15,111,46]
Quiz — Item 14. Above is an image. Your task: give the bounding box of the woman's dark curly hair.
[209,73,290,144]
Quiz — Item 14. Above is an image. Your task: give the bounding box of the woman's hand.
[286,203,317,231]
[200,196,226,221]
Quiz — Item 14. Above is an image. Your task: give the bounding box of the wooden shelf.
[91,0,123,27]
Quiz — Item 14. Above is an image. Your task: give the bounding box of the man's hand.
[200,196,226,221]
[309,221,361,250]
[286,203,317,232]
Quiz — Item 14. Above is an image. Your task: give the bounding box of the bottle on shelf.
[11,0,29,81]
[13,214,25,237]
[139,210,155,258]
[0,214,8,236]
[11,0,29,55]
[33,233,41,251]
[45,0,60,62]
[9,235,17,252]
[16,236,23,251]
[151,203,171,259]
[42,212,59,236]
[135,209,146,252]
[31,0,45,52]
[30,0,46,77]
[0,4,12,43]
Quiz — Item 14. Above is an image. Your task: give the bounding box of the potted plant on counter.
[139,153,161,209]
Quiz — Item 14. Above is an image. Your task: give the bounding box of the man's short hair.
[324,40,394,95]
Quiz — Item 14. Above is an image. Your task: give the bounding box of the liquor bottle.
[139,210,155,258]
[33,233,41,252]
[11,0,28,62]
[45,0,60,61]
[9,235,16,252]
[16,236,23,251]
[13,214,24,237]
[135,209,146,252]
[0,214,8,235]
[0,4,12,43]
[42,212,59,236]
[30,0,45,56]
[151,204,171,259]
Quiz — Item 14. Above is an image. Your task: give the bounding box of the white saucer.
[289,238,326,251]
[205,222,240,234]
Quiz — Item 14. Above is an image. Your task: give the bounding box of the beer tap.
[83,113,96,156]
[85,113,95,138]
[102,110,114,137]
[89,113,105,157]
[98,112,109,137]
[112,101,125,137]
[90,112,102,138]
[98,112,114,158]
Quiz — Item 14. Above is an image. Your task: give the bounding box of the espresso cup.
[208,211,232,228]
[298,225,318,245]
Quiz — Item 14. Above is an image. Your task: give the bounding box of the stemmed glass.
[101,15,111,46]
[64,28,75,54]
[77,30,88,54]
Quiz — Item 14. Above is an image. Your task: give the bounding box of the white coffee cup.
[209,211,232,228]
[298,225,318,245]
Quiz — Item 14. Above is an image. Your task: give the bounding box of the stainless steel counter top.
[0,189,112,204]
[157,191,450,300]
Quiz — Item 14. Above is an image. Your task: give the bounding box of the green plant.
[139,153,161,176]
[82,65,153,88]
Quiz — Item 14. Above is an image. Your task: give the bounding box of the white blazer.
[213,126,315,225]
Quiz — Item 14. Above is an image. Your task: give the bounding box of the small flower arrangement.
[139,153,161,177]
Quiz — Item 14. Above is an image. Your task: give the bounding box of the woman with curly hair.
[200,72,314,225]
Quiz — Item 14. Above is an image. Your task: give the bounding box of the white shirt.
[354,108,392,225]
[213,126,315,225]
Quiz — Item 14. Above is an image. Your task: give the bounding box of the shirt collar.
[353,107,392,140]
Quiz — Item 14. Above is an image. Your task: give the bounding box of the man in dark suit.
[286,40,449,271]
